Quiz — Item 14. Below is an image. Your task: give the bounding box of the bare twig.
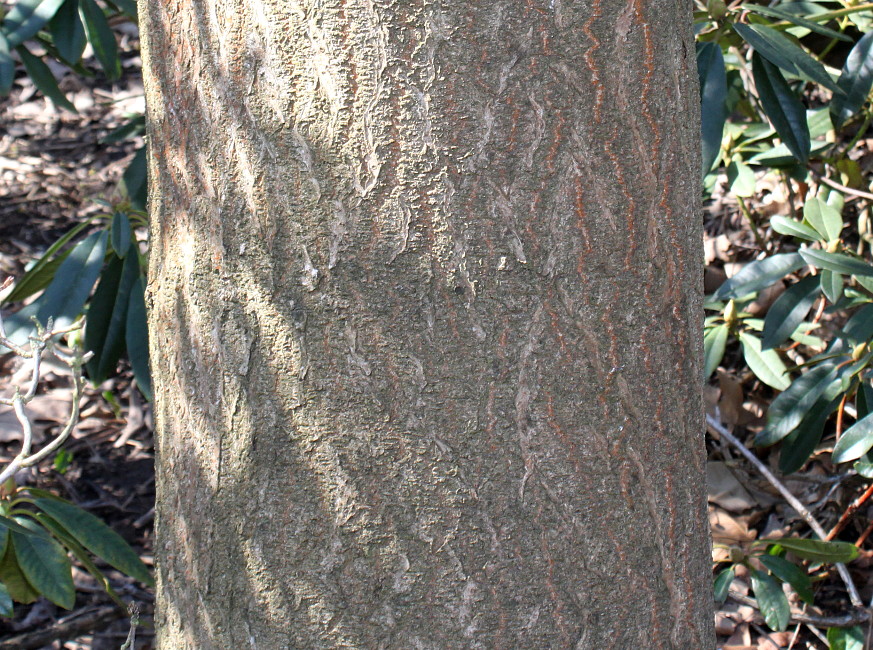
[0,312,92,485]
[0,605,121,649]
[706,414,864,607]
[812,170,873,202]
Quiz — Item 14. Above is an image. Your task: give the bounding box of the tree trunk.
[141,0,713,647]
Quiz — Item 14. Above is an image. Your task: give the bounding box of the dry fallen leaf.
[708,461,759,513]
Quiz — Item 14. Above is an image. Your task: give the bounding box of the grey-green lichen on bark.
[142,0,714,647]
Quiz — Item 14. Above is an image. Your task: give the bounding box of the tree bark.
[141,0,714,647]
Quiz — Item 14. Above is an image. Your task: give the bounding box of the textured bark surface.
[142,0,714,647]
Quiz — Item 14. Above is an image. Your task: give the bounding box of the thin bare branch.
[706,413,864,608]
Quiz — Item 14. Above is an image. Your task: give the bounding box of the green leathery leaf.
[842,303,873,344]
[770,215,821,242]
[78,0,119,80]
[2,216,98,304]
[34,497,152,586]
[750,568,790,631]
[10,522,74,609]
[714,566,735,603]
[741,4,851,42]
[121,147,146,210]
[0,542,39,604]
[803,196,844,241]
[779,395,838,473]
[698,42,728,176]
[756,361,840,446]
[828,626,865,650]
[3,0,66,48]
[126,275,151,401]
[832,31,873,128]
[858,381,873,419]
[758,554,814,605]
[800,248,873,277]
[16,45,76,112]
[740,331,791,390]
[48,0,86,64]
[727,159,756,197]
[704,324,729,378]
[713,253,804,300]
[0,582,12,617]
[33,229,107,331]
[762,275,820,349]
[749,138,830,166]
[0,33,13,96]
[84,248,138,383]
[762,537,858,563]
[820,269,843,304]
[31,511,125,608]
[833,412,873,463]
[752,53,810,162]
[110,212,130,258]
[733,22,842,93]
[107,0,136,18]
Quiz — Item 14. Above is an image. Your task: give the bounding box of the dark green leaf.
[34,497,153,586]
[858,381,873,419]
[742,4,851,42]
[750,138,830,166]
[833,412,873,463]
[832,31,873,128]
[126,275,151,401]
[31,512,125,608]
[33,229,107,330]
[733,22,841,93]
[104,0,135,19]
[11,526,74,609]
[122,147,147,211]
[762,275,820,349]
[3,0,66,48]
[78,0,119,80]
[85,246,139,382]
[828,625,865,650]
[740,331,791,390]
[770,215,821,242]
[763,537,859,563]
[698,42,728,176]
[800,248,873,277]
[110,212,130,257]
[714,566,735,603]
[779,395,839,473]
[101,114,145,144]
[704,324,729,378]
[757,362,840,446]
[0,582,12,617]
[727,159,757,197]
[759,554,814,604]
[820,269,843,303]
[804,197,844,241]
[48,0,85,64]
[752,53,810,162]
[16,44,76,112]
[750,568,790,631]
[713,253,804,300]
[2,217,97,304]
[0,33,13,96]
[0,543,39,604]
[842,303,873,345]
[0,515,49,539]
